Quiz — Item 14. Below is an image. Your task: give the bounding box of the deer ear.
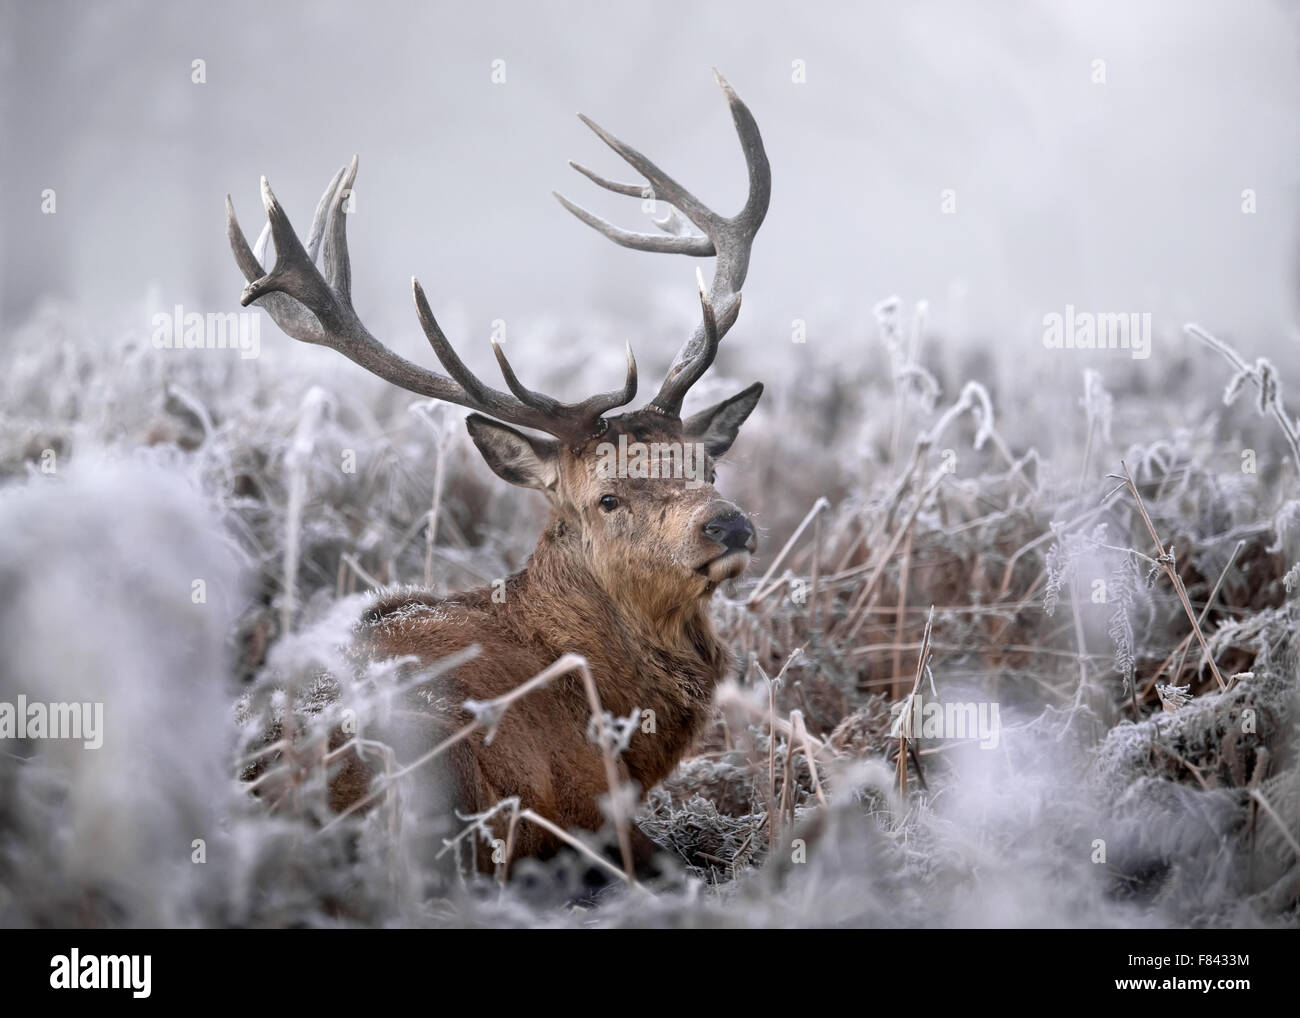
[682,382,763,458]
[465,414,560,492]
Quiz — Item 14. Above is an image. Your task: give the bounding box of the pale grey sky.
[3,0,1297,385]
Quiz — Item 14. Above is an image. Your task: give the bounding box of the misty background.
[1,0,1298,390]
[3,1,1300,932]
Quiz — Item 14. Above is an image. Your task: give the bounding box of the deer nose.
[703,510,756,552]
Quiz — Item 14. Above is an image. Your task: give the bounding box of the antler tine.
[229,163,633,440]
[305,162,348,264]
[715,68,772,236]
[410,278,498,406]
[492,337,637,423]
[491,338,564,415]
[655,271,722,413]
[567,161,645,199]
[552,192,714,256]
[577,340,639,420]
[573,113,713,231]
[321,155,358,302]
[412,279,637,439]
[229,160,451,391]
[556,69,771,419]
[227,181,333,346]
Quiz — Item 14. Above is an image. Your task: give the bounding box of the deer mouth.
[698,549,752,584]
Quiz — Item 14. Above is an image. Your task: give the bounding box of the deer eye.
[598,494,620,512]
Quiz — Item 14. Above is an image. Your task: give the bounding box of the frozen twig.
[1115,461,1227,691]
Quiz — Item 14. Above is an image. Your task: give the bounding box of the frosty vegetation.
[0,295,1296,928]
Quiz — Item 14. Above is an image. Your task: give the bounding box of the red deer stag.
[227,71,770,875]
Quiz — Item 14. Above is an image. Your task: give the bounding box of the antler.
[555,69,770,418]
[226,156,636,444]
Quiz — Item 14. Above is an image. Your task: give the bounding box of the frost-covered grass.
[0,297,1296,927]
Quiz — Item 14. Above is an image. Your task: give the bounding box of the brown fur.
[333,407,757,871]
[229,75,771,875]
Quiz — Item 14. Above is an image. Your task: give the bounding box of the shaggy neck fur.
[500,512,728,787]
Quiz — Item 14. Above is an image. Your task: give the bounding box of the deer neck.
[512,515,727,689]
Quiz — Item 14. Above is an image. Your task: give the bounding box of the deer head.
[226,71,770,623]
